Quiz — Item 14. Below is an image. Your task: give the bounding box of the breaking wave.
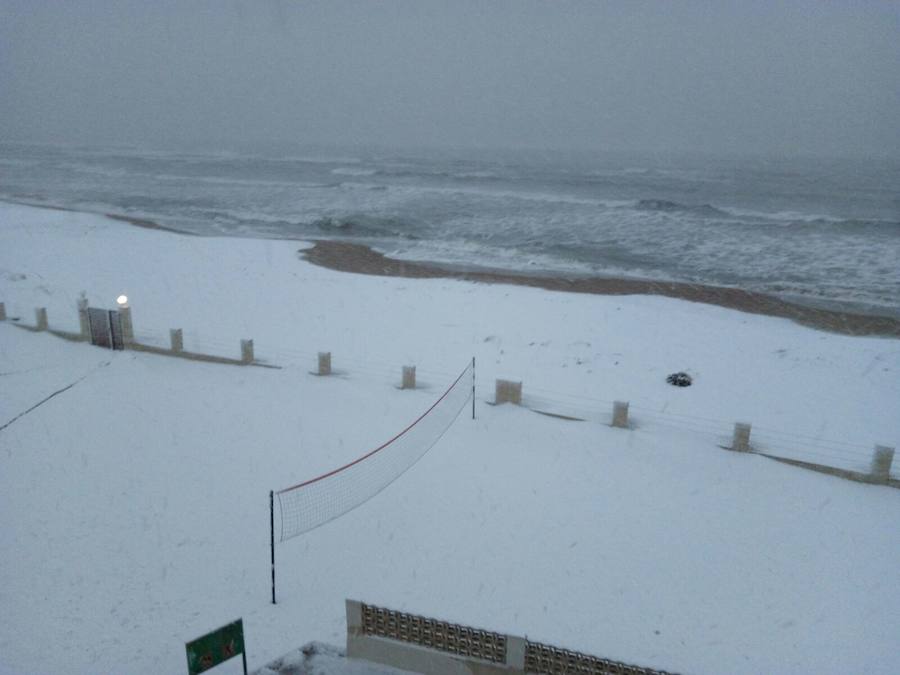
[311,215,419,240]
[331,167,378,176]
[631,199,899,230]
[634,199,729,218]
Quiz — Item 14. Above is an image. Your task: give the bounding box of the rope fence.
[512,381,892,481]
[1,296,895,485]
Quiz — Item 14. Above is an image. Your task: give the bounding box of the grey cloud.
[1,0,898,157]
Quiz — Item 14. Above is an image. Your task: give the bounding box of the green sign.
[186,618,246,675]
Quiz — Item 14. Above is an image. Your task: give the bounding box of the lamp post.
[116,294,134,345]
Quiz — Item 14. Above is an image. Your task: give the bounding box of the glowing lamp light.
[116,295,129,307]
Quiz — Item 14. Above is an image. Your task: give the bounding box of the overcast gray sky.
[1,1,898,157]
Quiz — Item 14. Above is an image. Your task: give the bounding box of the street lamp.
[115,295,133,344]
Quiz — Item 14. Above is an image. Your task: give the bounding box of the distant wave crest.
[312,215,418,239]
[331,167,378,176]
[634,199,728,217]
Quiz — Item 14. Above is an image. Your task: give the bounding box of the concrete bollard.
[35,307,48,331]
[318,351,332,376]
[170,329,183,353]
[732,422,752,452]
[118,305,133,344]
[77,298,89,338]
[241,339,254,364]
[495,379,522,405]
[612,401,630,429]
[0,302,6,321]
[871,445,895,483]
[401,365,416,390]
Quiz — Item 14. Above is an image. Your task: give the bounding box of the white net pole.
[276,358,474,541]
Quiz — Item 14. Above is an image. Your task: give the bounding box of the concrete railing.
[346,599,677,675]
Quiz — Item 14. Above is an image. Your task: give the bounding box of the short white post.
[77,298,89,338]
[871,445,895,483]
[241,339,254,364]
[732,422,752,452]
[170,329,183,353]
[0,302,6,321]
[318,351,332,376]
[401,365,416,390]
[495,379,522,405]
[118,305,133,345]
[612,401,630,428]
[35,307,48,331]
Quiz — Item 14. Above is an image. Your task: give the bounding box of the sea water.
[1,142,898,317]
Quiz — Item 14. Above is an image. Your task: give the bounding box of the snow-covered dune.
[1,202,898,675]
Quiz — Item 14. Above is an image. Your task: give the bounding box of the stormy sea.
[2,142,898,318]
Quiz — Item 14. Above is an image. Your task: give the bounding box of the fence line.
[2,295,895,485]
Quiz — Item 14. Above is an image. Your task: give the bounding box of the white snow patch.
[1,202,898,675]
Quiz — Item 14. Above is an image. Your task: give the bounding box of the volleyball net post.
[270,490,276,604]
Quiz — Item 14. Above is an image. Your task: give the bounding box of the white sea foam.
[276,154,363,164]
[331,167,378,176]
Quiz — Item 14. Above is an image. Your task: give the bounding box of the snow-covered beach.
[1,201,899,674]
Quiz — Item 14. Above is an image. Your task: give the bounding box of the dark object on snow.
[667,372,692,387]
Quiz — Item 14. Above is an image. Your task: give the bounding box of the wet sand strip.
[302,240,900,339]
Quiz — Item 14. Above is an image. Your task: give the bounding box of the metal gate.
[87,307,124,350]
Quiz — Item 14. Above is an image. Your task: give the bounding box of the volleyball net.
[275,358,474,542]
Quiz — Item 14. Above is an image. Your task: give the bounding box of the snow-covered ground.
[253,642,415,675]
[1,202,898,674]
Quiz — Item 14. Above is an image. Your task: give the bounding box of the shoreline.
[0,197,198,236]
[302,240,900,338]
[4,198,898,338]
